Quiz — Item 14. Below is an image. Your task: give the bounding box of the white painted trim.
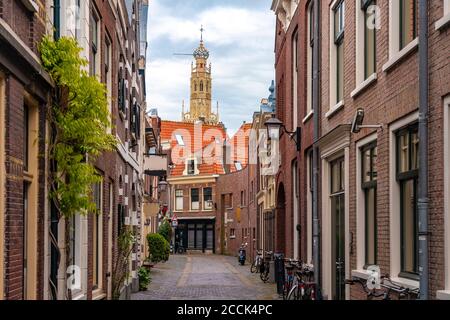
[351,73,378,98]
[302,110,314,124]
[351,269,372,280]
[382,38,419,72]
[355,133,378,271]
[437,290,450,300]
[389,112,419,281]
[328,0,344,109]
[435,12,450,30]
[306,152,313,264]
[326,101,345,119]
[443,95,450,293]
[320,133,350,300]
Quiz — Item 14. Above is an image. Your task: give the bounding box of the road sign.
[172,213,178,227]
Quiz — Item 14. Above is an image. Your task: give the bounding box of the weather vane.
[200,25,204,42]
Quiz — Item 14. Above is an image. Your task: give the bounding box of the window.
[251,181,254,203]
[361,143,377,266]
[306,3,314,116]
[194,82,197,91]
[230,228,236,238]
[187,159,195,175]
[235,161,242,171]
[118,68,125,113]
[292,31,298,129]
[90,8,100,77]
[362,0,376,78]
[206,81,209,92]
[23,104,29,171]
[191,188,199,210]
[307,150,313,263]
[75,0,81,40]
[175,189,183,211]
[396,124,419,278]
[240,190,245,207]
[105,35,112,132]
[200,81,204,92]
[399,0,418,50]
[175,134,185,146]
[334,1,345,103]
[92,180,103,291]
[203,187,213,210]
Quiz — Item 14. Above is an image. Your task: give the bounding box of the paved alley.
[132,255,279,300]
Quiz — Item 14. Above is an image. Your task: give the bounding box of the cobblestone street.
[132,255,279,300]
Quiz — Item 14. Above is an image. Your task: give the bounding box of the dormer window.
[187,159,195,175]
[175,134,185,146]
[235,161,243,171]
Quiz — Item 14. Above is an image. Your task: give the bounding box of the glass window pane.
[363,148,371,183]
[365,188,376,265]
[337,43,344,102]
[372,146,378,180]
[401,179,417,274]
[398,133,409,173]
[411,131,419,170]
[364,8,376,78]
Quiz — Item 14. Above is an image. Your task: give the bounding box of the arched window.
[194,82,197,91]
[200,81,204,91]
[206,81,209,92]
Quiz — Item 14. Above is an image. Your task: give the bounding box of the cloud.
[146,0,275,134]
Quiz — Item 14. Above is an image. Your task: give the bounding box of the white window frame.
[304,2,314,123]
[92,179,104,297]
[175,189,184,211]
[352,0,378,98]
[190,188,200,211]
[383,0,419,72]
[436,0,450,30]
[184,158,199,176]
[438,96,450,300]
[388,111,420,289]
[306,150,313,264]
[292,31,298,130]
[328,0,345,117]
[203,187,213,211]
[353,133,377,278]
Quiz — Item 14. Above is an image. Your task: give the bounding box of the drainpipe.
[312,0,321,295]
[418,0,429,300]
[53,0,61,40]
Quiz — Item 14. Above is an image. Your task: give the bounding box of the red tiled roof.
[161,120,227,176]
[228,123,252,172]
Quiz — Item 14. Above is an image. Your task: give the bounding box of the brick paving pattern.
[132,255,280,300]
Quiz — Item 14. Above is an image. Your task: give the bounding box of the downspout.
[418,0,429,300]
[312,0,321,295]
[53,0,61,40]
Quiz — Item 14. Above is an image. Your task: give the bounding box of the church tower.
[182,27,219,125]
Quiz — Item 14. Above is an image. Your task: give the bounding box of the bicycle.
[345,275,420,300]
[286,263,317,300]
[260,251,273,283]
[250,249,263,273]
[281,259,298,300]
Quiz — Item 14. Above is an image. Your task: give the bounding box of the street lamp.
[158,180,168,192]
[264,115,301,151]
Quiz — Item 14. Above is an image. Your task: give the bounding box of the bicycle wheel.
[250,262,257,273]
[260,267,270,282]
[287,285,299,300]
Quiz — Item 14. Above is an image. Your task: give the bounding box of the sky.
[146,0,276,135]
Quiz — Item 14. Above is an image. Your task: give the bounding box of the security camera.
[351,108,382,134]
[351,108,365,134]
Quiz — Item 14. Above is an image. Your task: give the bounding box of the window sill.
[382,38,419,73]
[325,101,344,119]
[388,277,419,290]
[21,0,39,12]
[435,13,450,31]
[230,235,236,239]
[437,290,450,300]
[351,73,377,98]
[72,292,86,300]
[302,110,314,124]
[92,290,106,300]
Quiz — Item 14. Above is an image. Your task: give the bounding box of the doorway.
[330,157,345,300]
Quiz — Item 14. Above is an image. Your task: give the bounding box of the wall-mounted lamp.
[158,180,168,192]
[351,108,383,134]
[264,115,301,151]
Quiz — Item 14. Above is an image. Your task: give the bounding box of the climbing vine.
[39,35,117,218]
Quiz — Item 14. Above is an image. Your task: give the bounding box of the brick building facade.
[271,0,450,300]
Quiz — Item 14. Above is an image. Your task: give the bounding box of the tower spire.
[200,25,204,42]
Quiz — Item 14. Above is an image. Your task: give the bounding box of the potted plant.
[138,266,151,291]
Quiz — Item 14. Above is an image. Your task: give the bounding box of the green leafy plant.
[158,220,172,243]
[138,266,151,291]
[147,233,170,263]
[112,228,136,299]
[39,35,117,218]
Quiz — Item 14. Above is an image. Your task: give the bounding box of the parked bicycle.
[260,251,273,282]
[285,262,317,300]
[281,259,298,300]
[345,275,419,300]
[250,249,263,273]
